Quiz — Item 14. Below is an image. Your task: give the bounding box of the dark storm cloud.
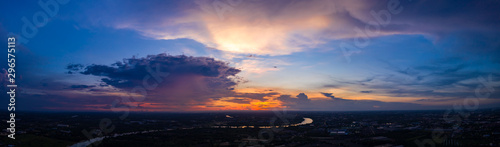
[71,54,241,90]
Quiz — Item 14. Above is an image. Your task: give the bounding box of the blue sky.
[1,0,500,111]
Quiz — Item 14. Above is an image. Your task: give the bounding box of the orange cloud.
[100,0,393,56]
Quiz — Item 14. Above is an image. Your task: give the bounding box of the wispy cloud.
[325,58,500,103]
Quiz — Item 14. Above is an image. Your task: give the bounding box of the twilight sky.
[1,0,500,111]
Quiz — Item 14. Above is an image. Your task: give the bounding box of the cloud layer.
[76,0,500,57]
[278,92,428,111]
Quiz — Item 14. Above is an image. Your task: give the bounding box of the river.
[70,117,313,147]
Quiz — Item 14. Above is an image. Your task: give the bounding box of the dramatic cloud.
[66,54,242,106]
[69,0,357,56]
[55,53,285,111]
[75,0,500,57]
